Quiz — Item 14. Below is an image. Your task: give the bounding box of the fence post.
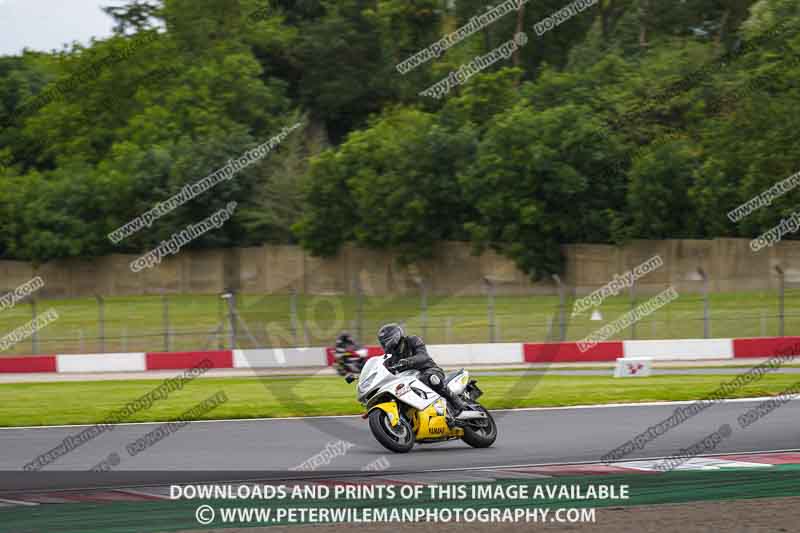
[552,274,566,341]
[629,278,637,340]
[414,277,427,340]
[225,291,237,349]
[356,279,364,342]
[483,277,496,343]
[216,296,225,349]
[776,266,785,337]
[96,295,105,353]
[162,293,170,352]
[31,298,38,354]
[698,268,709,339]
[290,288,299,346]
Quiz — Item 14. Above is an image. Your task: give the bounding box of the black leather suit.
[386,336,466,413]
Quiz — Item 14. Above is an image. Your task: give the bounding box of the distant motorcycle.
[346,354,497,453]
[333,347,368,376]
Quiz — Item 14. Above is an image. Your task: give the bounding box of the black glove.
[388,359,410,372]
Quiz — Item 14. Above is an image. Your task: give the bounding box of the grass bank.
[2,372,798,427]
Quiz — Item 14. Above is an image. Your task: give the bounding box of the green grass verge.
[3,373,800,427]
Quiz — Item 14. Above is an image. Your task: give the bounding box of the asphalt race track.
[2,398,799,491]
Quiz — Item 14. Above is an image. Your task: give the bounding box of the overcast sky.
[0,0,130,56]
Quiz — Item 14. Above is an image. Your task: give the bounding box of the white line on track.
[113,488,172,500]
[0,396,794,431]
[0,497,38,506]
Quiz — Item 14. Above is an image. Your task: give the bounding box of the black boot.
[444,389,469,418]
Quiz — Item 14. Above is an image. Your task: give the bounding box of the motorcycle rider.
[334,331,365,374]
[335,331,359,354]
[377,323,470,418]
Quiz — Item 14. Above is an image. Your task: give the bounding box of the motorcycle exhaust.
[455,410,487,420]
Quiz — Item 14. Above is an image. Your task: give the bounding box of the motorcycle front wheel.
[368,409,415,453]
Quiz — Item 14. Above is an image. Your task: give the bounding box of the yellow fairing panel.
[415,402,463,439]
[368,401,399,427]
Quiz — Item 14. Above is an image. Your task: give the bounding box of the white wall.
[427,343,523,366]
[56,353,146,373]
[233,348,327,368]
[623,339,733,360]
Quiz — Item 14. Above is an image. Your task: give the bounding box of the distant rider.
[335,331,360,355]
[334,331,366,375]
[377,323,469,417]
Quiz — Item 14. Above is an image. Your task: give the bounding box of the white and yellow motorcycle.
[346,355,497,453]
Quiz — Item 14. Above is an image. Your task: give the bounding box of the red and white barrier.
[624,339,733,360]
[0,355,57,373]
[732,336,800,359]
[234,348,327,368]
[56,352,146,373]
[146,350,232,370]
[428,343,522,366]
[523,341,622,363]
[2,335,799,374]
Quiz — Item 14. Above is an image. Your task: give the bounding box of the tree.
[625,140,702,239]
[294,0,441,142]
[461,102,626,279]
[296,106,476,261]
[239,115,311,244]
[102,0,162,35]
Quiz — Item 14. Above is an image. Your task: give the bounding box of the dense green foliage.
[0,0,798,278]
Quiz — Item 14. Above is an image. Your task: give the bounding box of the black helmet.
[377,323,404,354]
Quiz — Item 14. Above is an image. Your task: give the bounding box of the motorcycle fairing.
[367,401,400,427]
[411,400,463,440]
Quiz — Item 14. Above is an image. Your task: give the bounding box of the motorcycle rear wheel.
[368,409,414,453]
[461,406,497,448]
